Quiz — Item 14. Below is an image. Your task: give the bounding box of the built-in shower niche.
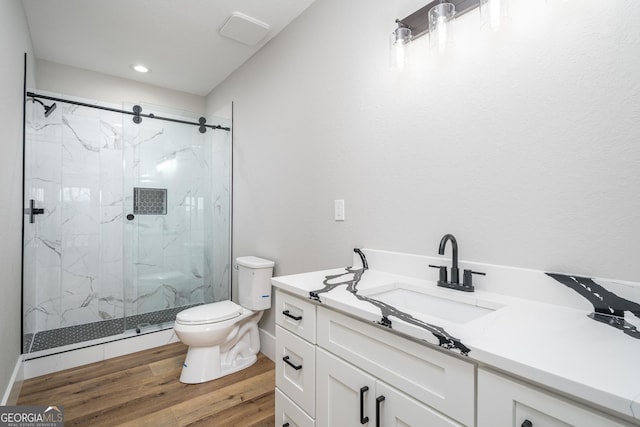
[22,90,232,355]
[133,187,167,215]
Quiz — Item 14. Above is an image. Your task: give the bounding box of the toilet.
[174,256,274,384]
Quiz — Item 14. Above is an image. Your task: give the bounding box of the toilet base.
[179,345,258,384]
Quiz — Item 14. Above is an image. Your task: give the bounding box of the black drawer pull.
[375,395,385,427]
[282,310,302,321]
[283,423,290,427]
[282,355,302,370]
[522,421,532,427]
[360,386,369,424]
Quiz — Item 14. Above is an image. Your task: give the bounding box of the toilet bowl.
[174,256,274,384]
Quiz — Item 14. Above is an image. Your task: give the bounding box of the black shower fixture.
[25,91,231,132]
[28,96,57,118]
[132,104,142,124]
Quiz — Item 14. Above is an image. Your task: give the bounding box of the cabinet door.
[376,381,463,427]
[276,326,316,417]
[316,348,376,427]
[478,368,633,427]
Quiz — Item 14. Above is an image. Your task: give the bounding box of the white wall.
[0,0,35,401]
[207,0,640,335]
[36,59,206,114]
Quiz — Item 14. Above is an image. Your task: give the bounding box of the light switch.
[334,199,345,221]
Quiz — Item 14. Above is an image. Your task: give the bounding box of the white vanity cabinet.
[274,289,475,427]
[317,347,463,427]
[317,306,475,426]
[275,290,318,426]
[477,368,634,427]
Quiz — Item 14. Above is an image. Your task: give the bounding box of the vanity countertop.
[271,249,640,422]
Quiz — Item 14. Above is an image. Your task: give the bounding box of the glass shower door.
[22,91,232,354]
[122,104,231,332]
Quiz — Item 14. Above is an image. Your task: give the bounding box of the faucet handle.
[429,265,448,283]
[463,269,485,290]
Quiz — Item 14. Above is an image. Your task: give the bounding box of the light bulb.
[437,16,448,53]
[490,0,502,31]
[395,42,406,71]
[389,25,412,72]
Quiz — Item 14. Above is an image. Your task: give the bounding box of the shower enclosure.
[22,90,232,355]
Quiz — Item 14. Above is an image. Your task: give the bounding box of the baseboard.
[259,327,275,362]
[1,355,24,405]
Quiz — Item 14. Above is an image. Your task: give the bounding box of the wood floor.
[18,342,275,426]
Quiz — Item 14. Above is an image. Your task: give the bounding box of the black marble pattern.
[547,273,640,339]
[310,267,471,355]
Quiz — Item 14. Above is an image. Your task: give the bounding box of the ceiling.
[21,0,316,96]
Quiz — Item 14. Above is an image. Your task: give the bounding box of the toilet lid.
[176,300,243,325]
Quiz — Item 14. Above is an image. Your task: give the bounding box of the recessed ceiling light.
[132,64,150,73]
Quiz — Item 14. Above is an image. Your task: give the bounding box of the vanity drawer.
[275,289,316,343]
[276,325,316,417]
[317,306,475,427]
[275,388,315,427]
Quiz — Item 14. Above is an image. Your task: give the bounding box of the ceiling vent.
[219,12,271,46]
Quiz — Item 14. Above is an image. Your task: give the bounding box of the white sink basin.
[359,282,499,324]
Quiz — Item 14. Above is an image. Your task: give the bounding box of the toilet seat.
[176,300,243,325]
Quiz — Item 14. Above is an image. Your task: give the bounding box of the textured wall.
[206,0,640,334]
[36,59,206,114]
[0,0,35,401]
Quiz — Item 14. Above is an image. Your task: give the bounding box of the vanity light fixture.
[132,64,150,73]
[389,20,412,72]
[390,0,487,65]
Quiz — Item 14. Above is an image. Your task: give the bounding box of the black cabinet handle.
[283,423,290,427]
[521,421,532,427]
[359,386,369,424]
[282,355,302,370]
[375,395,385,427]
[282,310,302,321]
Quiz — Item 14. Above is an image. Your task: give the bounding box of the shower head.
[29,97,57,118]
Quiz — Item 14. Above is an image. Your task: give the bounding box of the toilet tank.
[236,256,275,310]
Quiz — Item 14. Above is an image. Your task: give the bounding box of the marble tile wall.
[23,91,231,336]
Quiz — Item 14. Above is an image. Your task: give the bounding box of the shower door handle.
[24,199,44,223]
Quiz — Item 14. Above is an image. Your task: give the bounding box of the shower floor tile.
[25,304,201,353]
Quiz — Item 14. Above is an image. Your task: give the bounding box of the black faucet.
[429,233,485,292]
[438,234,459,284]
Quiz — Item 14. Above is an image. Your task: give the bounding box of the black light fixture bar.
[399,0,480,40]
[25,91,231,132]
